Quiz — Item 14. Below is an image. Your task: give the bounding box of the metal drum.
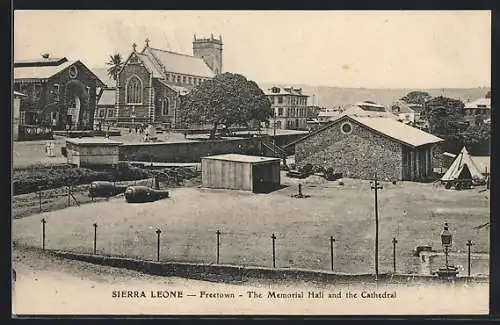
[124,186,169,203]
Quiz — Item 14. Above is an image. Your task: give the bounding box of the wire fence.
[34,220,490,277]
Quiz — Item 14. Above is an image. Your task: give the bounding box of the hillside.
[258,83,490,108]
[90,66,489,108]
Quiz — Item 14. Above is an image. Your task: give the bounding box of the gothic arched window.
[126,76,143,104]
[162,98,169,116]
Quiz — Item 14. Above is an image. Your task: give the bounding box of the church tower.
[192,33,223,75]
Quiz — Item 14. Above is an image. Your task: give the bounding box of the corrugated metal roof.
[350,116,443,147]
[136,53,164,78]
[98,89,116,106]
[14,60,74,79]
[14,57,68,67]
[202,154,280,164]
[157,79,190,95]
[342,105,398,119]
[13,91,27,97]
[465,98,491,109]
[145,47,215,78]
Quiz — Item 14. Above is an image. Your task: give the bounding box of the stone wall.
[120,137,264,163]
[295,118,403,181]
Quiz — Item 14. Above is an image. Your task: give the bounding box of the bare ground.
[12,174,490,276]
[11,245,489,315]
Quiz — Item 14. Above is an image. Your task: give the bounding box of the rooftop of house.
[202,153,281,164]
[66,138,123,146]
[291,114,443,149]
[14,55,68,68]
[14,59,105,87]
[97,88,116,106]
[464,97,491,109]
[263,86,309,97]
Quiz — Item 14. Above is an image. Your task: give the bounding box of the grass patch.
[12,177,490,275]
[12,164,151,195]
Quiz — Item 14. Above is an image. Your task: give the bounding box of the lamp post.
[370,174,383,280]
[440,222,452,270]
[273,112,277,157]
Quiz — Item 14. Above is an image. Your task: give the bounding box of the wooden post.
[271,233,276,268]
[38,190,42,212]
[216,230,221,264]
[41,218,46,250]
[93,223,98,254]
[330,236,335,271]
[156,229,161,262]
[466,240,473,277]
[67,185,71,207]
[370,174,383,280]
[392,237,398,274]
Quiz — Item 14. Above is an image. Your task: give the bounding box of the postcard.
[12,10,491,316]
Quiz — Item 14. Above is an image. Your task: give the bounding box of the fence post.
[38,188,42,212]
[156,229,162,262]
[392,237,398,274]
[93,223,98,254]
[466,240,473,277]
[41,218,46,250]
[271,233,276,268]
[330,236,335,271]
[67,185,71,207]
[216,229,221,264]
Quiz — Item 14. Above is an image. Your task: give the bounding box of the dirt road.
[12,245,488,316]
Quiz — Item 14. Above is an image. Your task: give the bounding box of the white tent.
[440,147,485,184]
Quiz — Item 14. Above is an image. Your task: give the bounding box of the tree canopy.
[106,54,123,82]
[180,73,272,137]
[423,96,466,135]
[400,91,432,105]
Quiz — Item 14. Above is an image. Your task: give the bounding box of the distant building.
[108,35,222,128]
[264,86,310,130]
[463,97,491,125]
[13,54,105,130]
[390,100,424,124]
[463,98,490,116]
[293,114,444,181]
[342,101,397,119]
[13,91,26,140]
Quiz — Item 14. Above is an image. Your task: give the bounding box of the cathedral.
[107,34,223,128]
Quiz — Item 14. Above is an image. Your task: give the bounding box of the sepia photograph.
[11,10,491,316]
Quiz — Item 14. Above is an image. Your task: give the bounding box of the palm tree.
[106,53,123,84]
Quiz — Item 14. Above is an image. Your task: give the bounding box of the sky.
[14,10,491,89]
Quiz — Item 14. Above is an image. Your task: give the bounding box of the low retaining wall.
[120,137,263,163]
[49,250,489,285]
[119,133,307,163]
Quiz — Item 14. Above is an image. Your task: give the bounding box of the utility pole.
[370,174,383,280]
[273,111,277,157]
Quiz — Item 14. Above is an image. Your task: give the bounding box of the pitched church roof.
[142,47,215,78]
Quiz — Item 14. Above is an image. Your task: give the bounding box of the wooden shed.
[66,138,123,168]
[201,154,281,193]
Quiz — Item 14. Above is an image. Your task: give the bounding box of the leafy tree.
[180,73,272,138]
[400,91,432,105]
[423,96,466,135]
[106,53,123,84]
[306,106,323,119]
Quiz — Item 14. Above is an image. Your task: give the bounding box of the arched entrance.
[63,80,90,130]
